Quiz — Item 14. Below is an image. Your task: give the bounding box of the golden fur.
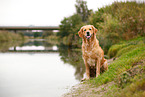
[78,25,108,80]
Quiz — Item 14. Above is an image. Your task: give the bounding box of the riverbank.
[62,58,114,97]
[62,37,145,97]
[62,81,115,97]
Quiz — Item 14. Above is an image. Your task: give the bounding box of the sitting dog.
[78,25,108,80]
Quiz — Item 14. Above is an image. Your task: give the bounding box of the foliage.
[58,14,82,38]
[0,31,24,42]
[96,14,123,53]
[58,1,145,53]
[58,13,85,46]
[58,1,145,96]
[89,1,145,53]
[75,0,91,22]
[42,31,54,38]
[33,32,41,38]
[18,32,25,40]
[57,0,92,46]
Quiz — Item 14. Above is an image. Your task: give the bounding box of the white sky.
[0,0,143,26]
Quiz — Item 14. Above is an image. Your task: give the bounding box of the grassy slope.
[88,37,145,96]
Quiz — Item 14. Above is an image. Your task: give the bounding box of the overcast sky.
[0,0,143,26]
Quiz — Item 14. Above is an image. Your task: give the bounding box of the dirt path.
[62,81,114,97]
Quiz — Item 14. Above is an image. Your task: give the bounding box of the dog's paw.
[81,78,86,82]
[81,77,90,82]
[96,73,100,78]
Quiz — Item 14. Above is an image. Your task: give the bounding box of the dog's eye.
[84,29,86,31]
[89,28,92,30]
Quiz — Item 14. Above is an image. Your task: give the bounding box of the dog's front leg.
[84,61,90,80]
[96,59,100,78]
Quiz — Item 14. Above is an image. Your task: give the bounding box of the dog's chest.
[85,50,93,56]
[83,48,97,58]
[84,50,96,66]
[87,58,95,66]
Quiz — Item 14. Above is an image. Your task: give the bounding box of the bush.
[57,1,145,53]
[89,1,145,53]
[0,31,24,42]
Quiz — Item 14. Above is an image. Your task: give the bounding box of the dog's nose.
[87,32,90,36]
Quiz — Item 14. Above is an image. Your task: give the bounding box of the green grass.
[108,37,145,58]
[88,37,145,96]
[105,73,145,97]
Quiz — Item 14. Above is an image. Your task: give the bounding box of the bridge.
[0,26,59,31]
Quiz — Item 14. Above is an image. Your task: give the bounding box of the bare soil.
[62,81,114,97]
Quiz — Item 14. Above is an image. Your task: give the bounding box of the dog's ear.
[92,25,97,34]
[78,27,83,38]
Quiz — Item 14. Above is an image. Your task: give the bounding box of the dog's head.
[78,25,97,39]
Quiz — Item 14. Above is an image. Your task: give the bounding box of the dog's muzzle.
[85,32,92,39]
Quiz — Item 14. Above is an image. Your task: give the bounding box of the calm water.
[0,39,85,97]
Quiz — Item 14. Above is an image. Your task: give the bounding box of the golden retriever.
[78,25,108,80]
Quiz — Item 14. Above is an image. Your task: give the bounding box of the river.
[0,39,85,97]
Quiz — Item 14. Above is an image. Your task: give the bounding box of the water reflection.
[8,39,58,52]
[0,39,85,96]
[58,44,85,81]
[0,53,79,97]
[0,39,85,80]
[9,45,58,51]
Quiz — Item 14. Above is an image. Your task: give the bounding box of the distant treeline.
[0,30,54,40]
[0,31,26,42]
[57,0,145,53]
[18,31,54,38]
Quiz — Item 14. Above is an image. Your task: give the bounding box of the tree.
[57,0,91,46]
[33,32,40,38]
[75,0,91,22]
[58,14,83,38]
[58,17,71,38]
[42,31,53,38]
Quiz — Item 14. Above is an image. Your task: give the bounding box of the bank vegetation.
[0,31,26,42]
[60,0,145,96]
[57,0,145,54]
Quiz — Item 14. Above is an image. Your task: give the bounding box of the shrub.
[0,31,23,42]
[89,1,145,53]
